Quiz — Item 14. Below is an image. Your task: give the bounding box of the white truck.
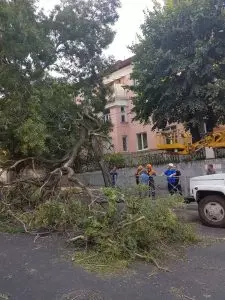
[190,173,225,227]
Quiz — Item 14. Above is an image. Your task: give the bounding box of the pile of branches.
[0,184,197,272]
[0,111,113,202]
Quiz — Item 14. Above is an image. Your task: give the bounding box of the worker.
[146,164,156,199]
[173,165,182,195]
[146,164,156,176]
[135,165,143,185]
[139,169,150,197]
[207,164,216,175]
[139,169,150,185]
[164,163,177,195]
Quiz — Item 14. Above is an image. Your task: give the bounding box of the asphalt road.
[0,204,225,300]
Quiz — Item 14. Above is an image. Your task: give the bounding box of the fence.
[122,150,206,167]
[73,147,225,174]
[73,150,207,173]
[214,148,225,158]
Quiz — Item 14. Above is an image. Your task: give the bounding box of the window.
[122,136,128,152]
[121,115,126,123]
[121,106,127,123]
[137,133,148,150]
[103,109,111,122]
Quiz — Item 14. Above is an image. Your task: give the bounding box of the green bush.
[104,152,126,168]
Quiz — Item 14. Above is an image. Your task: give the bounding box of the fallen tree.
[0,112,114,208]
[0,0,120,193]
[0,1,198,273]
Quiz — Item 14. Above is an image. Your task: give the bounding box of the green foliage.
[104,152,126,168]
[131,0,225,139]
[0,185,197,272]
[24,199,89,231]
[0,200,24,233]
[1,186,89,231]
[72,188,197,273]
[0,0,120,158]
[1,183,44,210]
[165,0,184,8]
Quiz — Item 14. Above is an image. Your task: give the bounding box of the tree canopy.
[131,0,225,141]
[0,0,119,161]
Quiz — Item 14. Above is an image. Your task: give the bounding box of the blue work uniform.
[164,169,177,194]
[139,173,149,185]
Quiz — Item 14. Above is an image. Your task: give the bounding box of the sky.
[38,0,156,60]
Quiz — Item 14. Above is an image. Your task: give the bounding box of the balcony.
[107,83,130,103]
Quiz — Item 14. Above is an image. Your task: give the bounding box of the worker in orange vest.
[146,164,156,199]
[135,165,143,185]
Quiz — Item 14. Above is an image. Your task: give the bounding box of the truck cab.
[190,174,225,227]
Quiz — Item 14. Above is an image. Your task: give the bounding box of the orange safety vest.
[147,168,156,176]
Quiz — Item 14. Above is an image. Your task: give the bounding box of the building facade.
[103,58,158,153]
[103,57,225,155]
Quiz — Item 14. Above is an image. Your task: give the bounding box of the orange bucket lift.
[157,129,225,155]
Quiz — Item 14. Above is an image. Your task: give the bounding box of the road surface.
[0,204,225,300]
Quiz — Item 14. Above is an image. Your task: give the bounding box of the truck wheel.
[198,195,225,227]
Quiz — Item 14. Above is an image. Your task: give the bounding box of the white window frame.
[137,132,148,151]
[103,109,111,123]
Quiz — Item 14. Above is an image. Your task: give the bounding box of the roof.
[110,56,134,73]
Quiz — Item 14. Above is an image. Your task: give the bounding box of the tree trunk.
[99,159,112,187]
[205,114,217,133]
[91,136,112,187]
[189,125,201,143]
[63,127,87,168]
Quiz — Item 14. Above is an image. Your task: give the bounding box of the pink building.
[103,58,158,153]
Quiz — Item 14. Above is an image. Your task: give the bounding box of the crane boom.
[157,130,225,154]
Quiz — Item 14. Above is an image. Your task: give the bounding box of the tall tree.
[0,0,120,187]
[131,0,225,142]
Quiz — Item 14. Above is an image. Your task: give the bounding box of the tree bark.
[205,112,217,133]
[189,125,201,143]
[91,136,111,187]
[98,159,112,187]
[63,127,87,168]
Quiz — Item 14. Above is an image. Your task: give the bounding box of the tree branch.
[135,253,171,272]
[9,157,33,170]
[7,210,29,233]
[63,127,87,168]
[67,235,86,243]
[120,216,146,228]
[69,175,94,200]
